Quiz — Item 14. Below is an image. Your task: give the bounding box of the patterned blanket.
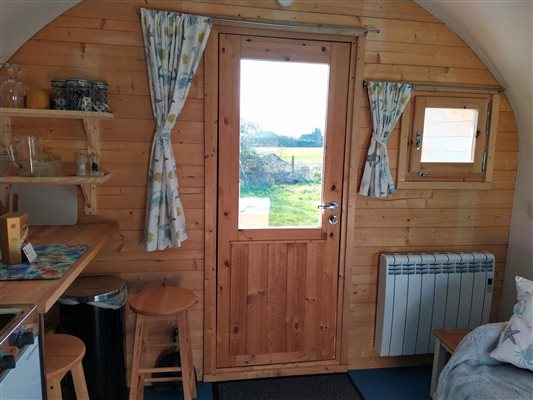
[437,322,533,400]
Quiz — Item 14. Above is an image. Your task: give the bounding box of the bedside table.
[431,329,471,399]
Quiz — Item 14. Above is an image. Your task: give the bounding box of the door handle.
[318,201,338,210]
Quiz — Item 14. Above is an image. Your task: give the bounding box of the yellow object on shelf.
[26,89,50,109]
[0,212,29,265]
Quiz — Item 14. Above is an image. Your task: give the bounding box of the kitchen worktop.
[0,222,117,313]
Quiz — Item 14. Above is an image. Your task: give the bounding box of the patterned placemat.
[0,244,90,280]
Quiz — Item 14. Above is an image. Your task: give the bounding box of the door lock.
[328,215,338,225]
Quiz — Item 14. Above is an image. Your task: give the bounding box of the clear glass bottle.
[76,150,88,176]
[0,64,28,108]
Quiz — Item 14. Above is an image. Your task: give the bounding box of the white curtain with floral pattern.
[140,8,212,251]
[359,81,414,198]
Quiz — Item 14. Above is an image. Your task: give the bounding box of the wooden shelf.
[1,173,111,216]
[0,107,113,120]
[1,173,111,185]
[0,108,114,215]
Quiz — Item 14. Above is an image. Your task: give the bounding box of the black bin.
[59,275,128,400]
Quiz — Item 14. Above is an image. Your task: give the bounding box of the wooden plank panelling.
[12,40,147,71]
[266,243,288,354]
[8,0,518,377]
[355,208,512,228]
[245,244,268,355]
[195,0,441,23]
[350,245,509,268]
[285,243,307,353]
[229,244,249,356]
[364,64,499,85]
[216,240,332,368]
[364,41,486,69]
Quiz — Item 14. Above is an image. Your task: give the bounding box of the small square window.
[420,107,478,163]
[398,91,500,189]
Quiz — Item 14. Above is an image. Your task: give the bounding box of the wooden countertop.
[0,222,117,313]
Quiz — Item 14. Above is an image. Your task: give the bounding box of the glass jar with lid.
[91,81,109,112]
[66,79,92,111]
[1,64,28,108]
[51,79,67,110]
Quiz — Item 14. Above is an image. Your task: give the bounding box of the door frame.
[203,24,366,381]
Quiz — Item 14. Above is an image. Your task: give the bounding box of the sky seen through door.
[240,59,330,138]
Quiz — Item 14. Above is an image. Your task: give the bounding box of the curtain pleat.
[359,81,414,198]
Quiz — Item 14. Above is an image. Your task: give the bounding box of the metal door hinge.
[482,151,487,172]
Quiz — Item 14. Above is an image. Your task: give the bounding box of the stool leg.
[47,377,63,400]
[177,310,196,400]
[129,315,145,400]
[71,360,90,400]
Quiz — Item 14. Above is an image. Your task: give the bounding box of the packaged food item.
[26,89,49,109]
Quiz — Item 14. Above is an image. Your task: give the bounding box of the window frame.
[398,90,500,189]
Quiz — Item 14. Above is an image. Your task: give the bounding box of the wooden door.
[217,33,351,368]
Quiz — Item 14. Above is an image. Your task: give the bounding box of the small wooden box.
[0,212,29,265]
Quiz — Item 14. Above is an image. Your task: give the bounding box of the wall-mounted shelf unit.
[0,108,114,215]
[0,174,111,185]
[0,108,113,119]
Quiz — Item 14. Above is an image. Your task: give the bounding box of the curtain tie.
[371,131,387,146]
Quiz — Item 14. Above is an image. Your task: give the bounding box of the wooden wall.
[6,0,518,374]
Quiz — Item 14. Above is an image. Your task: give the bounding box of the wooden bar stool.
[129,287,198,400]
[45,333,89,400]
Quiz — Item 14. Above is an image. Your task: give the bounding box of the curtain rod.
[211,18,378,36]
[363,80,505,94]
[136,9,379,36]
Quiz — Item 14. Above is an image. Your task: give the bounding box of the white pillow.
[490,276,533,371]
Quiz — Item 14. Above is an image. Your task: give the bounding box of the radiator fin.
[375,252,494,356]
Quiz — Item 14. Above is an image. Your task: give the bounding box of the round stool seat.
[129,287,197,316]
[45,334,86,380]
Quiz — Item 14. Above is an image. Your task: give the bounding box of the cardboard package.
[0,212,29,264]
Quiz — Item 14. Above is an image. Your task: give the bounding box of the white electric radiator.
[375,252,494,356]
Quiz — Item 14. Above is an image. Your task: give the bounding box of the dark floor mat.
[214,373,363,400]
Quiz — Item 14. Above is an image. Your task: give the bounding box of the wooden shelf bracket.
[83,117,101,157]
[80,183,97,215]
[1,115,13,147]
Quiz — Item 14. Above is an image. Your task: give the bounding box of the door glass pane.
[421,108,479,163]
[239,59,329,229]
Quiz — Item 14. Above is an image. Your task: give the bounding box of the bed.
[437,276,533,400]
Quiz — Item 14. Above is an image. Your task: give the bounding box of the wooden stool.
[129,287,198,400]
[45,333,89,400]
